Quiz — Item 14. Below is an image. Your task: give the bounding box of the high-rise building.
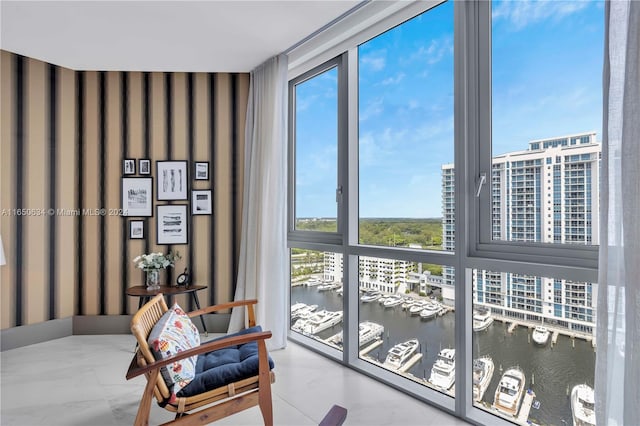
[442,132,599,334]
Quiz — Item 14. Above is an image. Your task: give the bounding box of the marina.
[291,284,596,425]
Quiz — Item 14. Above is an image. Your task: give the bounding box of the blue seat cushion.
[176,325,275,397]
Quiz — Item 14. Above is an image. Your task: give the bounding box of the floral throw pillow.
[148,303,201,395]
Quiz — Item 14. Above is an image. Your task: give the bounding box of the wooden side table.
[126,284,208,335]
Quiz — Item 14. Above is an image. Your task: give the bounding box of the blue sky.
[295,0,603,219]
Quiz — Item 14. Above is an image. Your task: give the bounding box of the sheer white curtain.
[595,1,639,424]
[228,54,288,350]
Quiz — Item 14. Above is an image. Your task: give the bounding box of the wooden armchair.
[126,294,275,426]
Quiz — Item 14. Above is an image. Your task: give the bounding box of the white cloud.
[492,0,590,30]
[408,36,453,66]
[380,72,406,86]
[360,50,387,72]
[359,97,384,122]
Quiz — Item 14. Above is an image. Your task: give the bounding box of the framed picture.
[194,161,209,180]
[157,161,188,200]
[129,220,144,239]
[138,158,151,175]
[123,158,136,175]
[192,190,212,215]
[157,204,188,245]
[121,177,153,217]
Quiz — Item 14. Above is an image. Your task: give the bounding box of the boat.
[330,321,385,347]
[336,287,343,296]
[305,278,322,287]
[360,291,381,302]
[299,310,343,335]
[383,295,404,308]
[571,384,596,426]
[420,303,440,320]
[401,298,416,310]
[290,302,307,316]
[492,367,526,417]
[473,356,495,402]
[428,348,456,390]
[291,303,317,321]
[532,326,550,345]
[409,302,427,315]
[359,321,384,346]
[384,339,420,370]
[473,308,494,332]
[317,283,340,291]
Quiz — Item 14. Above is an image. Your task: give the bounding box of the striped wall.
[0,50,249,329]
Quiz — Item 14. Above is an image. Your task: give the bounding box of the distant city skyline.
[295,0,603,219]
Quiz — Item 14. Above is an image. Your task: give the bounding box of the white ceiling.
[0,1,363,72]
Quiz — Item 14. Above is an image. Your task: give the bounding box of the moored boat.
[428,348,456,390]
[360,291,380,302]
[532,326,550,345]
[571,384,596,426]
[409,302,427,315]
[420,303,440,320]
[492,367,526,417]
[473,308,494,332]
[473,356,495,402]
[384,338,420,370]
[383,295,404,308]
[299,310,343,335]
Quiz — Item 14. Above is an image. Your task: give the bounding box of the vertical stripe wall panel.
[0,50,248,329]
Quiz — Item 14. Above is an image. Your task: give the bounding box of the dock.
[516,390,536,425]
[508,322,518,333]
[359,339,383,356]
[551,331,559,346]
[397,353,422,373]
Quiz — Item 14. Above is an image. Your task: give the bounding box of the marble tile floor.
[1,335,469,426]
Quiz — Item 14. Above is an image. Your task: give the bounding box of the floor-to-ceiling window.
[287,1,601,424]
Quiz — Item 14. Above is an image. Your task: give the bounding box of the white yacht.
[473,308,494,332]
[420,303,440,320]
[359,321,385,346]
[305,278,322,287]
[409,302,427,315]
[317,283,340,291]
[473,356,495,402]
[492,367,526,417]
[428,348,456,390]
[532,326,550,345]
[360,291,380,302]
[291,303,317,321]
[384,339,420,370]
[326,321,384,348]
[383,295,404,308]
[571,384,596,426]
[299,310,343,335]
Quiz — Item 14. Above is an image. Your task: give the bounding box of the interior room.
[1,1,638,425]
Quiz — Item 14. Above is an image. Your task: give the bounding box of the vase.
[146,270,160,290]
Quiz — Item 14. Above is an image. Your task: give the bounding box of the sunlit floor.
[1,335,468,425]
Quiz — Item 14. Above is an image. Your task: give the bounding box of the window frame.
[286,1,600,425]
[467,0,599,272]
[288,56,346,246]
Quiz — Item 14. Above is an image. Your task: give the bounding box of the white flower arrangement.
[133,251,181,272]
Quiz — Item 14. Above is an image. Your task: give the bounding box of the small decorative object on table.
[133,251,181,291]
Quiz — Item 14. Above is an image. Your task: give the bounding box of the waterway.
[292,285,595,426]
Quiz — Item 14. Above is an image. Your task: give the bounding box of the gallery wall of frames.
[0,50,249,329]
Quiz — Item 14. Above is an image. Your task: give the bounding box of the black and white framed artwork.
[157,204,188,244]
[192,190,212,215]
[121,177,153,216]
[157,161,188,200]
[123,158,136,175]
[138,159,151,175]
[129,220,144,239]
[194,161,209,180]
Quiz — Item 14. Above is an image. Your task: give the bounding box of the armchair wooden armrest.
[187,299,258,327]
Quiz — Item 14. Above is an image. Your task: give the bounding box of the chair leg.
[257,340,273,426]
[134,370,159,426]
[258,386,273,426]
